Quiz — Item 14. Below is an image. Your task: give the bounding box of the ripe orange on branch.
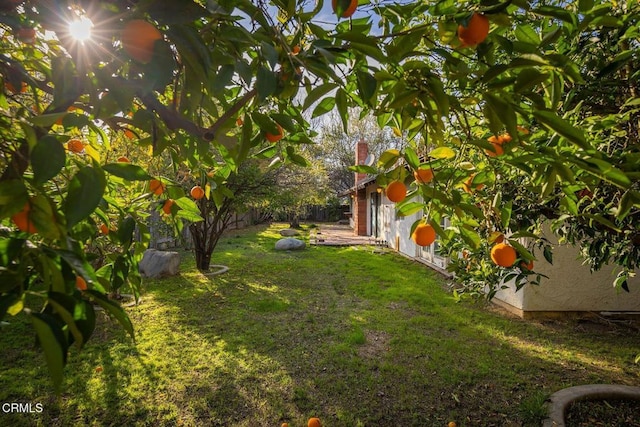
[385,180,407,203]
[190,185,205,200]
[414,168,434,184]
[266,123,284,143]
[485,133,512,157]
[5,81,27,94]
[162,199,174,215]
[332,0,357,18]
[462,175,484,194]
[490,243,517,267]
[11,201,36,233]
[412,223,437,246]
[75,276,88,291]
[521,259,534,270]
[121,20,162,63]
[458,13,489,47]
[149,179,165,195]
[67,138,85,153]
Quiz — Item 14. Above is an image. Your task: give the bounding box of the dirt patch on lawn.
[358,330,390,359]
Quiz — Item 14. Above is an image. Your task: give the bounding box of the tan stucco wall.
[494,227,640,313]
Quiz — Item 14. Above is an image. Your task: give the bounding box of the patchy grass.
[1,223,639,426]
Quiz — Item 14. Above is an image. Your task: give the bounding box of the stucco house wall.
[494,227,640,316]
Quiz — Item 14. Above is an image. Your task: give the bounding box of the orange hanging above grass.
[490,243,517,267]
[462,175,484,194]
[190,185,205,200]
[485,133,512,157]
[162,199,174,215]
[308,417,322,427]
[76,276,88,291]
[11,201,36,233]
[121,19,162,63]
[458,13,490,47]
[385,180,407,203]
[332,0,358,18]
[266,123,284,143]
[67,138,85,153]
[5,81,27,94]
[149,179,165,195]
[412,223,437,246]
[413,167,434,184]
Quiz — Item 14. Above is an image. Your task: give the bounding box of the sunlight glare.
[68,16,93,42]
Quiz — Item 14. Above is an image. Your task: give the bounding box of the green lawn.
[1,223,638,426]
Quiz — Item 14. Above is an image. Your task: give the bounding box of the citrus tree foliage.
[336,0,640,296]
[177,161,278,271]
[265,159,331,227]
[0,0,363,388]
[1,0,639,388]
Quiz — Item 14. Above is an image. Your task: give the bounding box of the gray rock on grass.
[275,238,305,251]
[139,249,180,278]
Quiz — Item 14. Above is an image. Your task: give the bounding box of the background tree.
[264,158,331,228]
[309,110,407,194]
[182,160,278,271]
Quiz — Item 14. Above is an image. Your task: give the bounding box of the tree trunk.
[195,248,212,271]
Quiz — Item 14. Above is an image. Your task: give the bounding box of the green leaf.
[30,312,67,391]
[174,197,202,216]
[514,24,539,45]
[176,209,204,222]
[356,70,377,106]
[103,163,153,181]
[312,97,336,118]
[349,165,377,174]
[303,83,338,111]
[533,110,589,150]
[429,147,456,159]
[396,202,424,217]
[578,0,594,11]
[335,88,349,133]
[256,66,277,101]
[460,227,481,250]
[403,147,420,169]
[378,149,401,168]
[616,190,640,221]
[64,167,106,228]
[543,245,553,264]
[582,214,621,232]
[47,292,84,349]
[86,290,134,340]
[31,136,66,185]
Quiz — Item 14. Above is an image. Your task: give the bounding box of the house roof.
[339,175,377,197]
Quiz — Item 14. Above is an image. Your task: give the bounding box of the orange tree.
[1,0,639,388]
[0,0,366,388]
[338,0,640,297]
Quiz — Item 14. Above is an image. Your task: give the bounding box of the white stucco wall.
[494,227,640,313]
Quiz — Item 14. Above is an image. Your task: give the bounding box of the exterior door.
[419,217,449,269]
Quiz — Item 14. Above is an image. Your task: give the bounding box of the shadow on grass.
[1,223,639,427]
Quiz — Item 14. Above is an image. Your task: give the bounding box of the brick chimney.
[355,139,369,184]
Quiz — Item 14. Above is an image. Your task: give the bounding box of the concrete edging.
[543,384,640,427]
